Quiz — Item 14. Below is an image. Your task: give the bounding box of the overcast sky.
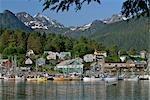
[0,0,124,26]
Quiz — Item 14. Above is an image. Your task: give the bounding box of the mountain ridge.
[0,10,149,51]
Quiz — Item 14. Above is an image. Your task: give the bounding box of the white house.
[58,52,71,60]
[55,58,83,74]
[120,56,127,62]
[46,51,58,60]
[140,50,146,59]
[83,54,94,62]
[94,50,107,57]
[26,50,35,56]
[25,58,33,65]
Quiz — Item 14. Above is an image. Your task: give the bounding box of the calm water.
[0,80,149,100]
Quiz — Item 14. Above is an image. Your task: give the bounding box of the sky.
[0,0,124,27]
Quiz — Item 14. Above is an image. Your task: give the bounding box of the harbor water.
[0,80,149,100]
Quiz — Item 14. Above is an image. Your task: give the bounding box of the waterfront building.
[55,58,83,74]
[0,59,12,68]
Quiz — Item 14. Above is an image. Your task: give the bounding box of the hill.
[0,10,32,32]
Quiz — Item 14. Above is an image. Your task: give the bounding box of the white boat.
[104,77,118,82]
[26,76,47,81]
[1,75,25,81]
[139,75,149,80]
[83,76,102,82]
[124,75,139,81]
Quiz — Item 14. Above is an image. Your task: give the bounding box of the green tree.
[72,43,93,57]
[41,0,149,18]
[27,32,43,54]
[2,46,17,56]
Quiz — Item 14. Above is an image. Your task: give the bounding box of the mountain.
[65,14,149,51]
[16,12,69,34]
[65,20,106,38]
[0,10,32,31]
[91,16,149,51]
[102,14,127,24]
[1,10,149,51]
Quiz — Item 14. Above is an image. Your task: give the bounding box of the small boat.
[139,75,149,80]
[104,77,118,83]
[124,75,139,81]
[53,75,64,81]
[26,76,47,81]
[37,77,47,81]
[83,76,102,82]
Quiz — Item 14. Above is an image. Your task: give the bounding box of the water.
[0,80,149,100]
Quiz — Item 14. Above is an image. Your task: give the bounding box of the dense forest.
[0,29,145,67]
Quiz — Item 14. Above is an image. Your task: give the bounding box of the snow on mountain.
[16,12,64,30]
[103,14,126,24]
[78,23,92,31]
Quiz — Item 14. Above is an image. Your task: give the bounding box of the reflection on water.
[0,80,149,100]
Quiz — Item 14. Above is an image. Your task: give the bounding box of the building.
[26,50,35,56]
[94,50,107,57]
[134,61,147,68]
[58,52,71,60]
[36,58,46,66]
[25,58,33,65]
[55,58,83,74]
[83,54,94,62]
[46,51,58,60]
[0,59,12,68]
[103,62,135,69]
[140,50,146,59]
[120,56,127,62]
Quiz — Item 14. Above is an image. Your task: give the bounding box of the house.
[26,50,35,56]
[0,59,12,68]
[134,61,147,68]
[120,56,127,62]
[83,54,94,62]
[140,50,146,59]
[103,62,135,69]
[58,52,71,60]
[94,50,107,57]
[55,58,83,74]
[46,51,58,60]
[25,58,33,65]
[36,58,46,66]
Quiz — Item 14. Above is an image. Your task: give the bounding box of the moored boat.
[83,76,102,82]
[104,77,118,82]
[26,76,47,81]
[124,75,139,81]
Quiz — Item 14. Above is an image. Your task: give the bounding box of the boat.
[124,75,139,81]
[53,75,64,81]
[26,76,47,81]
[83,76,102,82]
[139,75,149,80]
[104,77,118,82]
